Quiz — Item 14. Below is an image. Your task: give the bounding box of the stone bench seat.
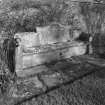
[22,41,85,55]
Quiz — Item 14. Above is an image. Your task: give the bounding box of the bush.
[0,41,15,95]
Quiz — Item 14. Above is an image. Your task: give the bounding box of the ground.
[1,55,105,105]
[20,70,105,105]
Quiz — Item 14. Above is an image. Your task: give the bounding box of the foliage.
[0,0,86,36]
[0,45,12,94]
[1,0,102,36]
[79,2,105,35]
[0,0,69,35]
[60,1,87,32]
[60,2,78,25]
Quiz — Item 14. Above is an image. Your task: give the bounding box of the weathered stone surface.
[16,65,48,77]
[15,32,40,48]
[15,38,86,72]
[41,72,63,87]
[22,49,61,69]
[37,23,70,45]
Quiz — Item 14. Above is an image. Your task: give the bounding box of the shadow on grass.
[14,65,101,105]
[95,69,105,79]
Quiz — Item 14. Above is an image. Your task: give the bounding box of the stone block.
[41,72,63,87]
[16,65,48,77]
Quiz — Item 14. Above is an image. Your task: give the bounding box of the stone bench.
[14,32,87,74]
[16,43,86,72]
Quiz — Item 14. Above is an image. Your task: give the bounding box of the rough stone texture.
[40,72,63,87]
[15,32,40,48]
[15,34,87,73]
[37,23,70,45]
[16,65,48,77]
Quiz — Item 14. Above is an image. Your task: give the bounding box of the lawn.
[0,55,105,105]
[20,69,105,105]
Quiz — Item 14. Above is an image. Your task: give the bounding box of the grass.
[20,69,105,105]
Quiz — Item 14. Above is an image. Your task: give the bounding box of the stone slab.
[41,72,64,87]
[16,65,48,77]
